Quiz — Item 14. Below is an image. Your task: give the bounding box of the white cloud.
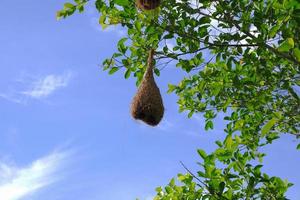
[21,72,72,99]
[0,71,73,104]
[0,93,25,104]
[0,150,70,200]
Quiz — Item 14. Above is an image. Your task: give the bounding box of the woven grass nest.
[131,49,164,126]
[136,0,161,10]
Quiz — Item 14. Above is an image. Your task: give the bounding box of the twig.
[180,161,207,187]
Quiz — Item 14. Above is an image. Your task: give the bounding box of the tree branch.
[196,7,300,66]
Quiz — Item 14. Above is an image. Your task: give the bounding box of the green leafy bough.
[58,0,300,199]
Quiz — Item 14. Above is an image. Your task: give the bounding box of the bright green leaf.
[64,2,75,9]
[99,15,108,29]
[167,84,176,93]
[224,135,233,149]
[114,0,129,6]
[269,25,280,38]
[278,38,294,52]
[109,67,119,74]
[293,48,300,62]
[261,118,277,137]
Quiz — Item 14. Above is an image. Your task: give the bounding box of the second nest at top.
[136,0,161,10]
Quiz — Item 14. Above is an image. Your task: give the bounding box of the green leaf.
[288,38,295,48]
[215,140,223,147]
[155,187,162,193]
[199,16,211,24]
[197,171,206,178]
[205,120,213,130]
[99,15,108,29]
[274,112,283,119]
[78,5,85,13]
[64,2,75,9]
[154,68,160,76]
[224,135,233,149]
[218,182,225,194]
[188,110,194,118]
[197,149,207,159]
[124,68,131,79]
[215,149,232,161]
[297,144,300,150]
[269,25,280,38]
[134,21,142,31]
[117,38,128,54]
[114,0,129,6]
[167,84,176,93]
[261,118,277,137]
[293,48,300,62]
[109,67,119,74]
[169,178,175,187]
[278,38,294,52]
[56,11,64,20]
[165,186,172,193]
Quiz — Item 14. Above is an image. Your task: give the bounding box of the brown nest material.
[136,0,161,10]
[131,49,164,126]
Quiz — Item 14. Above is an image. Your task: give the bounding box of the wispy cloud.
[0,150,71,200]
[21,72,72,99]
[0,71,73,104]
[0,93,25,104]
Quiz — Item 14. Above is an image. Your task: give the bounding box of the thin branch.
[180,161,207,187]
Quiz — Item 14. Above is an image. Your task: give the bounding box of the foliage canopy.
[58,0,300,199]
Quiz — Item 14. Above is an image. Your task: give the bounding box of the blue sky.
[0,1,299,199]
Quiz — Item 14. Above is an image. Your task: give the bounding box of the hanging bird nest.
[131,49,164,126]
[136,0,161,10]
